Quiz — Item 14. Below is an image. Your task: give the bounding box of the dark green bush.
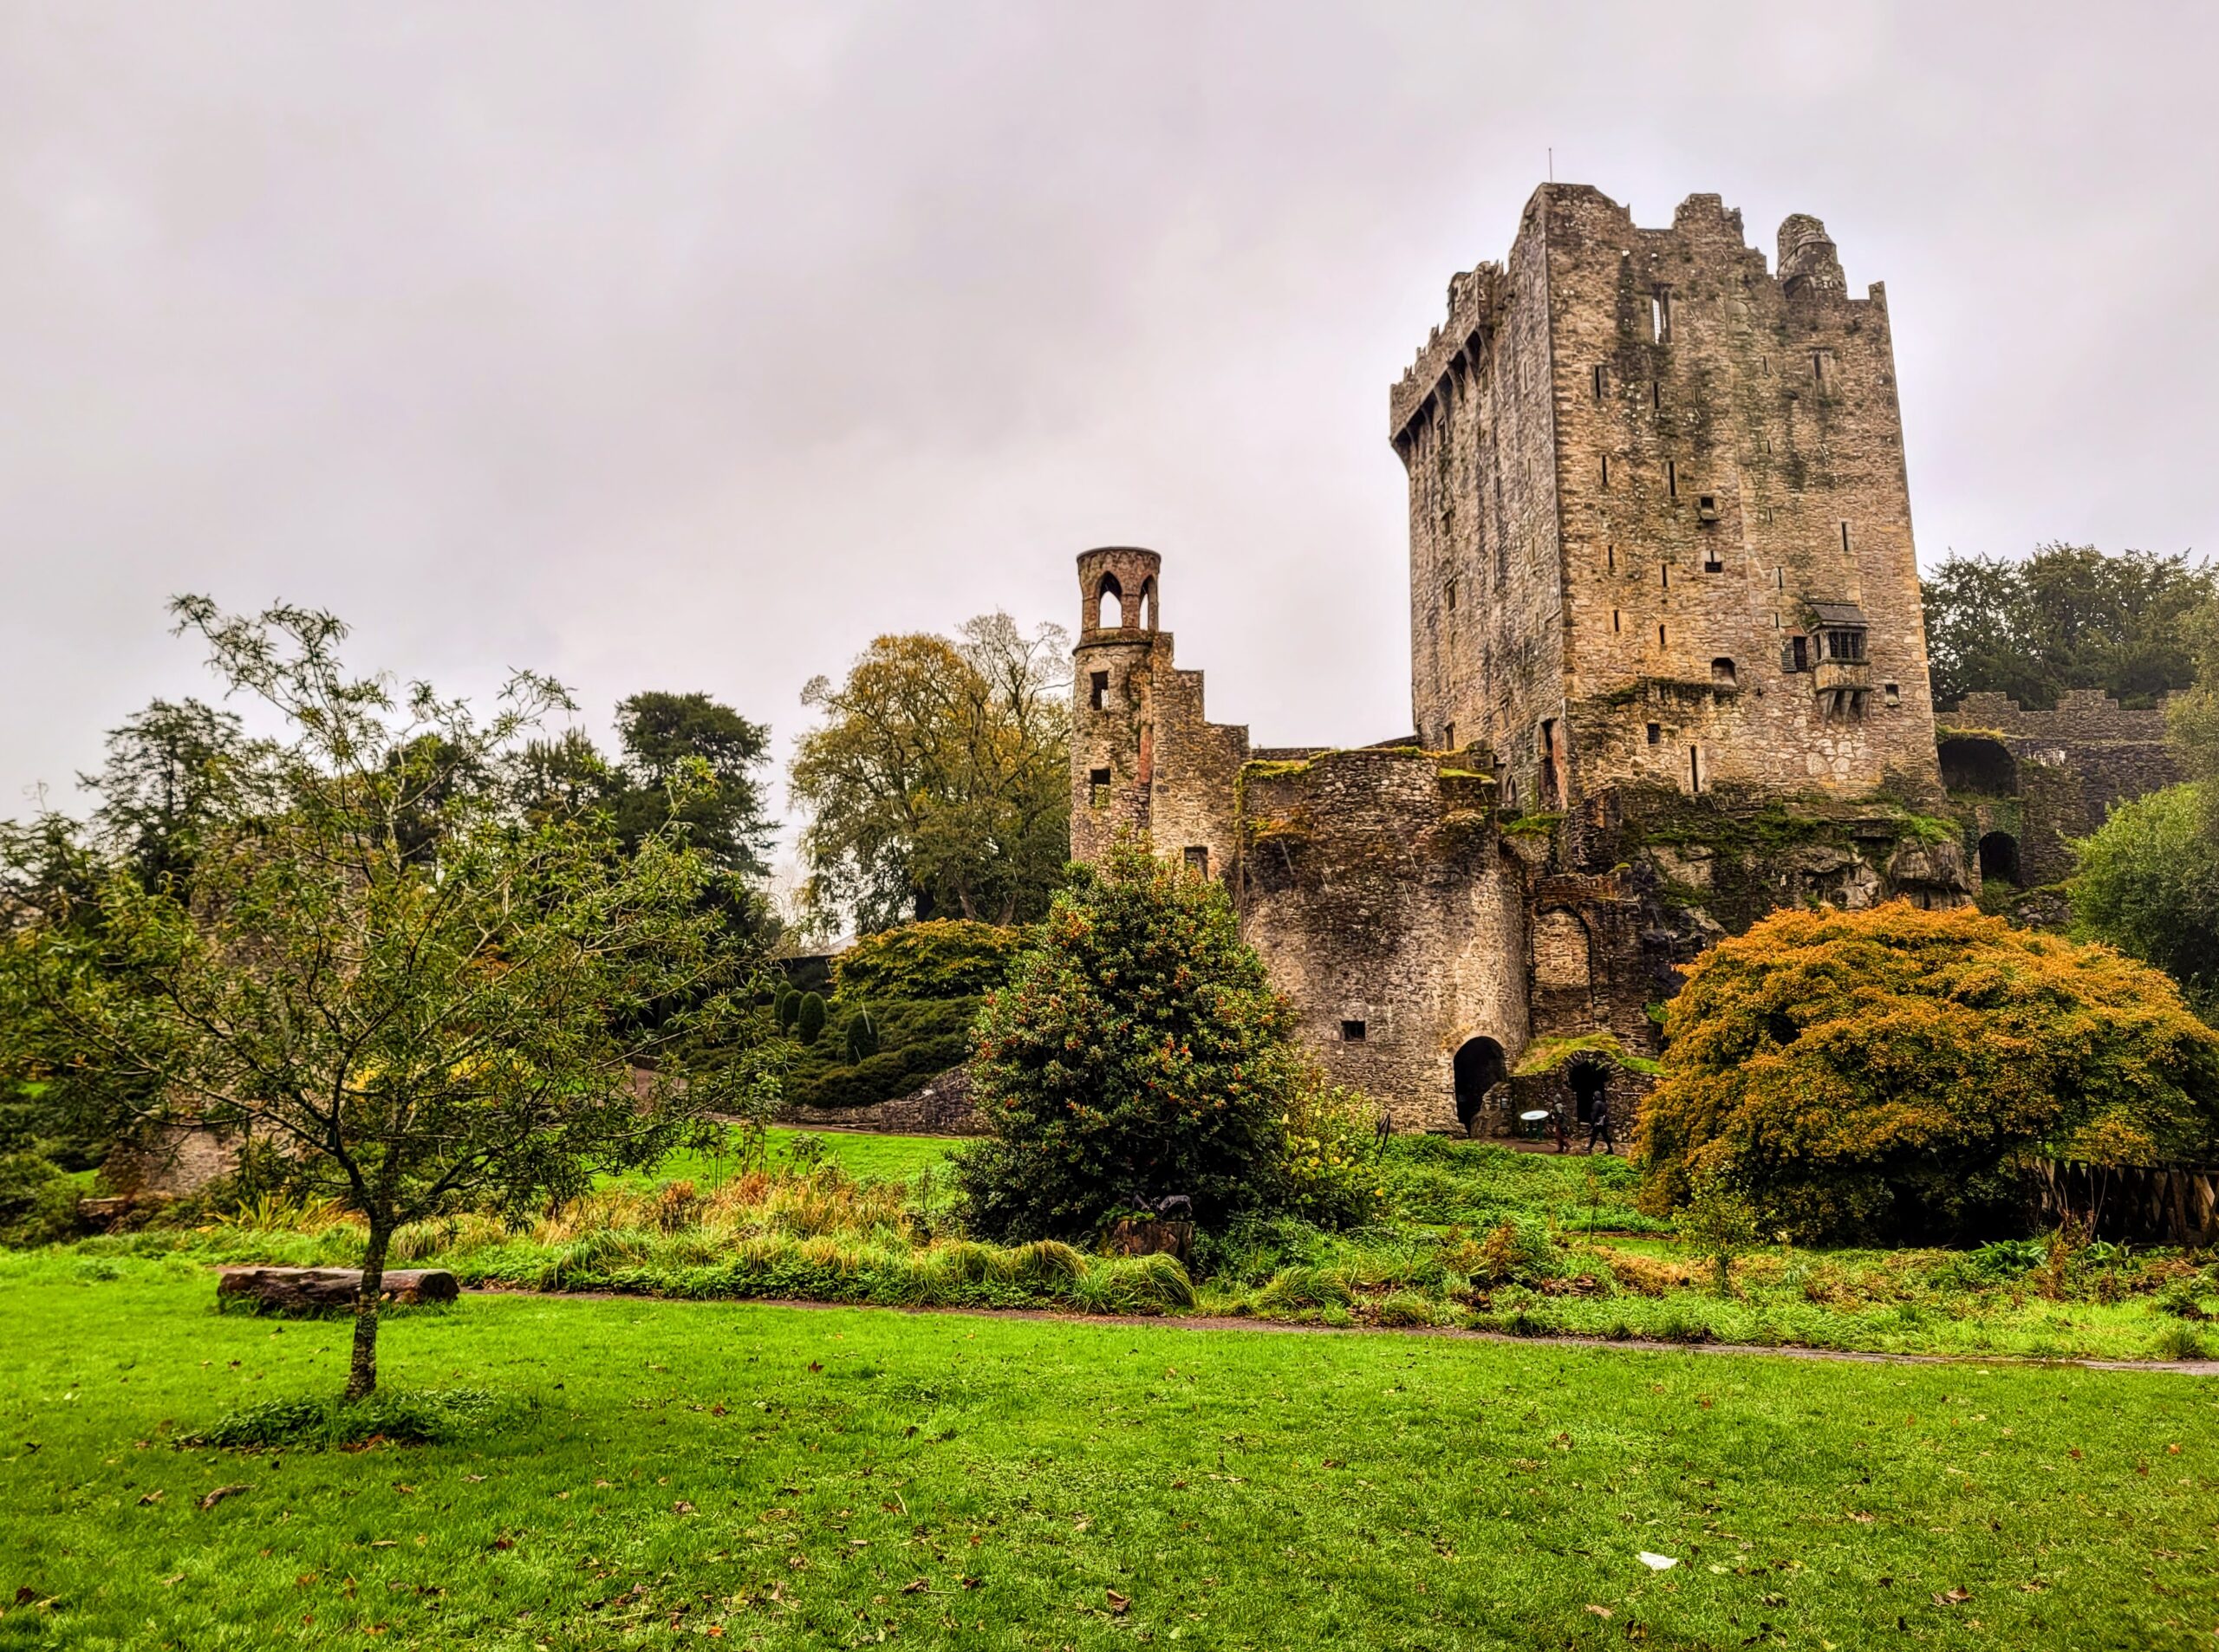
[0,1154,84,1247]
[843,1010,879,1063]
[952,839,1350,1241]
[795,992,827,1045]
[781,997,979,1110]
[831,920,1027,1002]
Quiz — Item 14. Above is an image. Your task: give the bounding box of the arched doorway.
[1454,1037,1507,1136]
[1977,830,2021,887]
[1566,1057,1609,1125]
[1939,736,2016,797]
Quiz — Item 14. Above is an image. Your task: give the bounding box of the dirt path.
[464,1285,2218,1377]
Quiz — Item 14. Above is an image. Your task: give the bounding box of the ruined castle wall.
[1234,750,1527,1131]
[1070,628,1249,881]
[1396,221,1568,808]
[1944,691,2183,886]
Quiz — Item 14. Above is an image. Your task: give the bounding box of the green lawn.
[601,1127,959,1193]
[3,1252,2215,1649]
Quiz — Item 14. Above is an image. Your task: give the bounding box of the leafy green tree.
[1641,902,2219,1244]
[1923,543,2217,711]
[4,600,771,1400]
[608,692,775,877]
[81,698,250,894]
[953,838,1366,1240]
[2072,783,2219,1019]
[791,613,1069,931]
[2168,599,2219,791]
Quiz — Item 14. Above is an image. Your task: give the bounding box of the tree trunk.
[346,1222,393,1403]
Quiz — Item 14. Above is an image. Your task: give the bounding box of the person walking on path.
[1585,1092,1615,1155]
[1552,1100,1570,1154]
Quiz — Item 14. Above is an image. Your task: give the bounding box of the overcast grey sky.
[4,3,2215,852]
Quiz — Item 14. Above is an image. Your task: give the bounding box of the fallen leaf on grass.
[1847,1512,1875,1524]
[672,1501,696,1515]
[959,1576,981,1590]
[162,1573,185,1587]
[1934,1585,1971,1605]
[1637,1552,1677,1571]
[137,1491,163,1506]
[1585,1604,1613,1619]
[2018,1580,2049,1592]
[198,1485,249,1512]
[1106,1589,1130,1616]
[900,1579,928,1595]
[463,1474,486,1483]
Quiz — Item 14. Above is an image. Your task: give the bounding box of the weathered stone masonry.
[1064,181,2153,1131]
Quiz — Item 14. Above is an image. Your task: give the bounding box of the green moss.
[1513,1031,1661,1078]
[1499,811,1562,840]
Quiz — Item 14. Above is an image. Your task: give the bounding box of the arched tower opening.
[1095,574,1123,632]
[1075,547,1163,635]
[1939,736,2016,797]
[1453,1037,1507,1136]
[1978,830,2021,888]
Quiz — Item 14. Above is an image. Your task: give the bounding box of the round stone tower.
[1070,547,1163,861]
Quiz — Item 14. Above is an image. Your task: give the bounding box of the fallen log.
[216,1266,459,1313]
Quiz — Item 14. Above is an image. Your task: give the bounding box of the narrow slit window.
[1607,543,1617,573]
[1088,670,1109,711]
[1839,521,1851,555]
[1088,768,1112,808]
[1661,565,1670,589]
[1592,364,1605,400]
[1652,290,1669,341]
[1646,722,1662,746]
[1658,622,1668,647]
[1611,608,1621,634]
[1443,721,1455,751]
[1667,460,1678,498]
[1445,578,1457,611]
[1775,567,1785,589]
[1689,745,1702,792]
[1600,455,1611,488]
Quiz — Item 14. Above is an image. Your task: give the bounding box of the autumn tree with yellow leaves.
[789,613,1070,933]
[1639,902,2219,1244]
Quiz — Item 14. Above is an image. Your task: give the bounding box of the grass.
[76,1134,2219,1363]
[598,1128,959,1193]
[1,1251,2214,1649]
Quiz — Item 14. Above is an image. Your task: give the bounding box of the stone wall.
[776,1066,988,1136]
[1941,691,2183,888]
[1233,748,1529,1131]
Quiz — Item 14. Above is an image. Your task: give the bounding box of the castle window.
[1611,608,1621,634]
[1790,635,1810,672]
[1661,566,1669,589]
[1812,349,1832,385]
[1445,578,1458,611]
[1689,745,1702,792]
[1089,670,1110,711]
[1600,455,1611,488]
[1341,1019,1367,1043]
[1443,721,1455,750]
[1096,575,1123,630]
[1822,628,1866,663]
[1711,657,1737,688]
[1592,364,1605,400]
[1697,494,1719,524]
[1703,551,1723,573]
[1775,567,1785,589]
[1652,289,1670,342]
[1183,845,1210,878]
[1839,521,1851,555]
[1666,460,1678,498]
[1646,723,1662,746]
[1089,768,1112,808]
[1651,380,1661,410]
[1884,681,1901,706]
[1658,622,1668,647]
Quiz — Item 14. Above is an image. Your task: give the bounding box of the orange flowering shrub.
[1639,901,2219,1243]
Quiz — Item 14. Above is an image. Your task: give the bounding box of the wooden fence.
[2032,1160,2219,1246]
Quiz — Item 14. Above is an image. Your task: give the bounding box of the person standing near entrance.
[1585,1091,1615,1155]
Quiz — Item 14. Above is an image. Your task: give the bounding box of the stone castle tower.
[1064,183,1974,1132]
[1394,185,1942,810]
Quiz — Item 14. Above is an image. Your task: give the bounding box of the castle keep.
[1068,183,2148,1134]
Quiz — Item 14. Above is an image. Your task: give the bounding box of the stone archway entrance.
[1454,1037,1507,1136]
[1977,830,2021,887]
[1567,1057,1609,1125]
